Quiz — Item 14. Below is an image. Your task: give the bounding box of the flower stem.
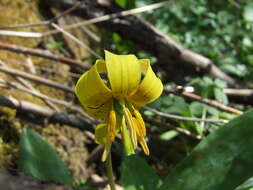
[106,151,116,190]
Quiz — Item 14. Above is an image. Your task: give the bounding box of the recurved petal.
[128,59,163,107]
[75,60,112,120]
[105,50,141,98]
[95,123,107,145]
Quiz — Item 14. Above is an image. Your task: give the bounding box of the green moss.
[0,113,19,169]
[0,0,93,183]
[40,124,92,183]
[0,138,18,169]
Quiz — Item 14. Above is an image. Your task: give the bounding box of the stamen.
[132,117,141,136]
[107,110,117,142]
[139,137,150,155]
[132,117,150,155]
[133,109,146,136]
[123,108,137,149]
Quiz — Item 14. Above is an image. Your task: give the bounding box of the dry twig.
[165,87,243,115]
[0,65,73,93]
[0,78,87,116]
[0,61,59,111]
[51,23,101,58]
[144,116,202,140]
[0,42,88,70]
[0,95,95,130]
[0,0,86,29]
[145,107,228,123]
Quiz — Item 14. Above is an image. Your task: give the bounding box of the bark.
[42,0,239,87]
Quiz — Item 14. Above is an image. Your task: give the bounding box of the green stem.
[106,151,116,190]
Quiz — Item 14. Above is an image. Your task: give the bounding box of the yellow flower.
[75,51,163,161]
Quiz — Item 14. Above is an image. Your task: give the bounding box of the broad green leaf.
[236,177,253,190]
[159,109,253,190]
[121,155,161,190]
[18,128,72,185]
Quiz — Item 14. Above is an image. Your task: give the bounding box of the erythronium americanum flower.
[75,50,163,161]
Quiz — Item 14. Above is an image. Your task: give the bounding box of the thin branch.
[49,0,87,23]
[144,116,202,140]
[165,87,243,115]
[0,42,89,70]
[0,0,86,29]
[145,107,229,123]
[0,65,73,93]
[51,23,101,58]
[223,88,253,105]
[0,78,88,116]
[0,95,95,131]
[0,61,59,111]
[0,30,43,38]
[224,88,253,97]
[35,65,81,78]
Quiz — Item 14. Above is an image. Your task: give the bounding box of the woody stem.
[106,150,116,190]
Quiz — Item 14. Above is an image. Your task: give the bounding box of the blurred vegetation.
[138,0,253,81]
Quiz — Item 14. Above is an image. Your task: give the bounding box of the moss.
[40,124,92,184]
[0,138,18,169]
[0,0,93,183]
[0,113,19,169]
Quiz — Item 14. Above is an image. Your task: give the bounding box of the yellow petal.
[95,123,107,145]
[128,59,163,107]
[105,50,141,98]
[75,60,112,119]
[102,142,111,162]
[95,123,112,162]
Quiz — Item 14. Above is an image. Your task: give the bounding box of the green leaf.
[18,128,72,185]
[236,177,253,190]
[189,102,204,117]
[244,6,253,22]
[122,155,161,190]
[115,0,126,8]
[159,109,253,190]
[220,63,248,77]
[214,88,228,105]
[115,0,135,9]
[160,130,179,141]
